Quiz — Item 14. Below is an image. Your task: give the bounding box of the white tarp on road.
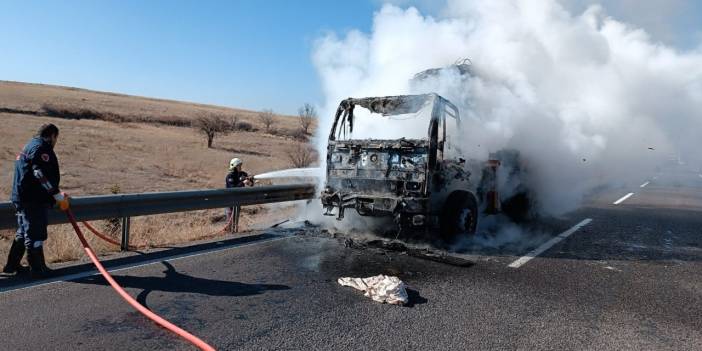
[337,274,408,305]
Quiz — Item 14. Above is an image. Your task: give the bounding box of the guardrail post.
[121,217,130,251]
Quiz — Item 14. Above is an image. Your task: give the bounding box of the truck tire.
[440,192,478,242]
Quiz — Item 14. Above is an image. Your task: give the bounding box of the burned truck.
[321,93,534,240]
[320,93,503,240]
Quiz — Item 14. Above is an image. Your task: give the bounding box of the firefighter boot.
[2,239,28,275]
[27,247,53,279]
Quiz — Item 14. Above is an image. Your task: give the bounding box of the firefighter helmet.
[229,158,242,170]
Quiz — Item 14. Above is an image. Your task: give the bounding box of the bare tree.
[298,103,316,135]
[258,109,275,133]
[230,113,240,131]
[193,113,229,148]
[286,143,318,168]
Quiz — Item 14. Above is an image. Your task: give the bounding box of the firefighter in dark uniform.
[225,158,252,232]
[3,124,70,278]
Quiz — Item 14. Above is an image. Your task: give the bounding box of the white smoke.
[313,0,702,216]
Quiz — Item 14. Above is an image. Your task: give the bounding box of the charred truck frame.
[321,93,496,240]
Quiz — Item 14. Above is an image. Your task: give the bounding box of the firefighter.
[2,124,69,278]
[225,158,253,232]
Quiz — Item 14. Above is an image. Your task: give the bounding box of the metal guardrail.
[0,184,317,247]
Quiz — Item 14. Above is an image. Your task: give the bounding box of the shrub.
[290,129,308,141]
[235,121,255,132]
[41,103,193,127]
[268,127,308,141]
[42,103,108,120]
[286,143,318,168]
[229,114,240,131]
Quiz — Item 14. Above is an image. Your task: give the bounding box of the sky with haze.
[1,0,699,114]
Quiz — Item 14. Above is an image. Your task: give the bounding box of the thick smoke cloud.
[313,0,702,216]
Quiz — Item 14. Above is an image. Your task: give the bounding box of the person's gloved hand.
[53,192,70,211]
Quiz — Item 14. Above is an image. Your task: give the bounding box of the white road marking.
[0,235,293,295]
[613,192,634,205]
[640,181,650,188]
[508,218,592,268]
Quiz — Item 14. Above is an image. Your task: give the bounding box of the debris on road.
[338,274,409,305]
[343,237,474,267]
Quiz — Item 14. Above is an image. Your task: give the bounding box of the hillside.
[0,80,301,129]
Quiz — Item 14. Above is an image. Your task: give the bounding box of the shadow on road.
[405,288,428,308]
[0,232,282,291]
[75,261,290,308]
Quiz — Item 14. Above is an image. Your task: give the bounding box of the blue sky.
[1,1,698,114]
[0,0,375,114]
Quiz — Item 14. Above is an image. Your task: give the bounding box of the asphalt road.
[1,166,701,350]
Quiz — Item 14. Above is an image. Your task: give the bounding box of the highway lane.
[0,167,701,350]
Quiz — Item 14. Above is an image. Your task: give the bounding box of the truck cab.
[321,93,484,240]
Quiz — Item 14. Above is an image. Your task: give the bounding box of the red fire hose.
[81,220,134,249]
[64,209,216,351]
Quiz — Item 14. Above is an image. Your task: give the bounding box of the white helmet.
[229,158,243,170]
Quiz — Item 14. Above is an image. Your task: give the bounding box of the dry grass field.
[0,81,317,263]
[0,80,304,129]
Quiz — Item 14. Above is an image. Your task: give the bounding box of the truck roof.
[341,94,446,116]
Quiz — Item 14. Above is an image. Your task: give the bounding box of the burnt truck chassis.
[321,94,487,238]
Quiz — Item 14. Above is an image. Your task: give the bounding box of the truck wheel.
[441,192,478,242]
